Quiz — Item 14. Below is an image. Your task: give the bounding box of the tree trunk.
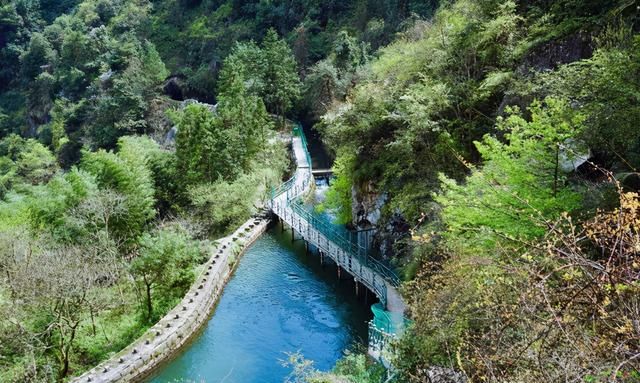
[90,307,96,336]
[553,144,560,197]
[57,321,78,382]
[144,276,153,320]
[58,349,70,382]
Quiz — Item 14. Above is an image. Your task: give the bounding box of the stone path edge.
[70,215,271,383]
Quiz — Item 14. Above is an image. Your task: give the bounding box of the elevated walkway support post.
[269,124,406,364]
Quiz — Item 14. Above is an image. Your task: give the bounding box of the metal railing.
[368,322,395,355]
[293,124,312,168]
[271,126,401,287]
[271,175,296,200]
[271,126,406,360]
[289,200,400,286]
[285,200,388,305]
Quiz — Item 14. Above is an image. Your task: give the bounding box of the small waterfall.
[314,176,329,202]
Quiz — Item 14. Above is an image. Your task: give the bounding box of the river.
[147,223,372,383]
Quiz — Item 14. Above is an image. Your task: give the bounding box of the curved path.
[71,131,406,382]
[70,218,270,383]
[270,134,406,316]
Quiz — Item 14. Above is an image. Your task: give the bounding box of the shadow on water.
[147,224,373,383]
[300,122,333,170]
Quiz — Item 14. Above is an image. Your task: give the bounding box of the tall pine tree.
[260,29,301,127]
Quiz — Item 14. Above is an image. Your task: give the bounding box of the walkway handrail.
[293,124,312,169]
[285,200,388,304]
[368,322,395,351]
[289,201,400,286]
[271,173,297,200]
[272,126,406,359]
[272,126,401,288]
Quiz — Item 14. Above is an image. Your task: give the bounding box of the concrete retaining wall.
[71,216,271,383]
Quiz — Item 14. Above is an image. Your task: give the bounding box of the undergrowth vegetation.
[314,0,639,382]
[0,0,639,382]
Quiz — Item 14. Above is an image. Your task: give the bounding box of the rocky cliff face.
[351,181,385,229]
[354,32,595,263]
[372,212,410,261]
[517,31,593,74]
[352,182,410,260]
[498,31,594,115]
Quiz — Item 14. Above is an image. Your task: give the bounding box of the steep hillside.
[313,0,640,381]
[0,0,639,382]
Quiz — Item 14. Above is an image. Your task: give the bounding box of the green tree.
[48,100,69,153]
[174,103,245,184]
[20,32,55,80]
[218,57,273,165]
[260,28,301,126]
[115,135,186,215]
[145,147,186,216]
[223,41,265,96]
[476,0,522,67]
[174,103,219,184]
[14,138,58,185]
[189,174,259,236]
[320,154,354,225]
[130,227,201,321]
[0,157,16,199]
[89,41,168,148]
[333,30,368,72]
[436,98,585,252]
[59,29,94,73]
[81,138,156,245]
[27,169,97,242]
[303,59,341,119]
[537,37,640,166]
[0,134,58,186]
[283,352,385,383]
[222,31,301,127]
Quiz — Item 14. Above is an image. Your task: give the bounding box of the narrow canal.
[148,223,372,383]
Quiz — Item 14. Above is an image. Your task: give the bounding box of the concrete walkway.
[274,135,406,317]
[70,218,270,383]
[70,132,406,382]
[385,281,406,315]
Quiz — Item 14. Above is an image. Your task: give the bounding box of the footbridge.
[270,127,407,358]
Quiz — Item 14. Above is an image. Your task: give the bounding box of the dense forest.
[0,0,639,382]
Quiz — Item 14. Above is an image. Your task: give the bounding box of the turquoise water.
[148,224,372,383]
